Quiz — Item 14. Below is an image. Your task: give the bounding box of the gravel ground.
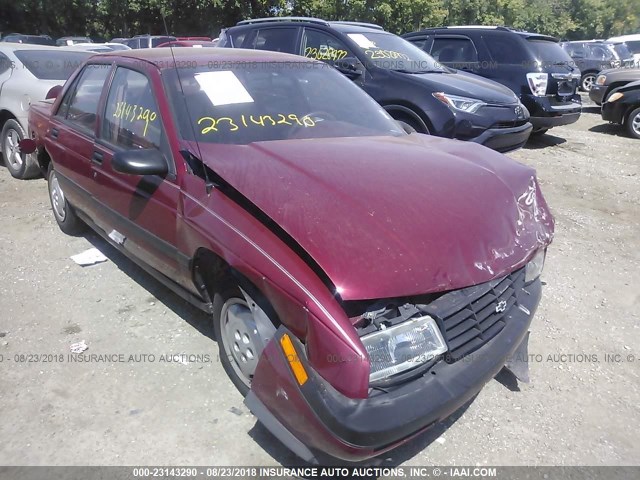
[0,94,638,468]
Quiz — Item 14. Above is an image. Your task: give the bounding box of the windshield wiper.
[390,68,442,74]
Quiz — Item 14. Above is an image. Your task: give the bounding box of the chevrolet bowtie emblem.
[495,300,507,313]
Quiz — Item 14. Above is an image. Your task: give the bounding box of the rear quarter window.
[526,39,574,65]
[483,34,529,64]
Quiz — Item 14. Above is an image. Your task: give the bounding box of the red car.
[27,48,554,462]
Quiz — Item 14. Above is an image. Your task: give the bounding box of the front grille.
[421,267,526,362]
[491,119,529,129]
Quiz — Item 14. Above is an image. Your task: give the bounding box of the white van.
[607,34,640,66]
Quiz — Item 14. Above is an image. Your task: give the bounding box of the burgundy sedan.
[28,48,554,462]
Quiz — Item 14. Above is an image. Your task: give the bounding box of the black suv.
[403,26,581,135]
[218,18,532,152]
[561,41,635,91]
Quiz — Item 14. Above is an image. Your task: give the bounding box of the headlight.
[607,92,624,102]
[526,72,548,96]
[525,249,546,283]
[595,74,606,86]
[362,315,448,382]
[432,92,486,113]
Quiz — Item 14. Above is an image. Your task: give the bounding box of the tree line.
[1,0,638,41]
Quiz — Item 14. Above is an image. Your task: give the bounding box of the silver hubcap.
[632,112,640,135]
[220,298,264,387]
[4,128,24,170]
[583,75,595,91]
[50,173,67,221]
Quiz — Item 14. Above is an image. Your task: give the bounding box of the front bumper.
[522,94,582,128]
[589,85,607,105]
[601,100,627,124]
[470,122,533,153]
[247,278,542,462]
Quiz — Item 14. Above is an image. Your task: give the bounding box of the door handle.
[92,151,103,164]
[50,128,58,139]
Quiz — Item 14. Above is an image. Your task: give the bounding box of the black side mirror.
[112,149,168,176]
[335,57,363,78]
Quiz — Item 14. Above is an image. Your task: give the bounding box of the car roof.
[407,26,559,42]
[608,34,640,42]
[90,47,318,66]
[232,17,386,33]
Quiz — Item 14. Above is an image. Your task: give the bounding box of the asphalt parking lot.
[0,93,638,468]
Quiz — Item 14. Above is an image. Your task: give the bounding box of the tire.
[625,107,640,140]
[580,73,597,92]
[212,283,277,397]
[531,128,549,136]
[394,115,429,135]
[1,119,41,179]
[47,163,85,235]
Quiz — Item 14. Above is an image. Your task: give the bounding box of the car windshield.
[164,61,405,145]
[14,50,90,79]
[346,32,446,73]
[527,38,574,65]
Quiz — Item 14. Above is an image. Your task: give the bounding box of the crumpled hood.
[198,135,554,300]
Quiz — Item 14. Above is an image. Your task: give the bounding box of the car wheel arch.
[384,104,431,133]
[191,247,282,328]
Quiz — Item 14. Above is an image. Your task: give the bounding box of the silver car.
[0,44,90,178]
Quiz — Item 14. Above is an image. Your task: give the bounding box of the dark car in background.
[0,33,55,45]
[589,66,640,105]
[219,18,532,152]
[561,41,635,91]
[601,80,640,139]
[124,35,177,48]
[404,26,582,136]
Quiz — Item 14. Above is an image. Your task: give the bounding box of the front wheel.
[394,116,429,135]
[212,284,277,396]
[47,163,85,235]
[580,73,596,92]
[626,107,640,139]
[1,119,40,179]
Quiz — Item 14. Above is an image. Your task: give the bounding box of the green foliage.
[0,0,638,40]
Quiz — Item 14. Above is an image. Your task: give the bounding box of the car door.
[91,64,183,280]
[45,63,113,218]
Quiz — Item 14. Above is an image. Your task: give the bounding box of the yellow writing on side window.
[112,101,158,137]
[304,46,348,61]
[197,114,316,135]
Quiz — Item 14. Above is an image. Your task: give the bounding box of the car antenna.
[161,14,216,194]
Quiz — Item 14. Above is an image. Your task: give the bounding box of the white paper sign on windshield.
[194,71,254,106]
[347,33,377,49]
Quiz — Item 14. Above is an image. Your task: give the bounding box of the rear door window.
[431,36,478,64]
[246,28,298,54]
[59,64,112,133]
